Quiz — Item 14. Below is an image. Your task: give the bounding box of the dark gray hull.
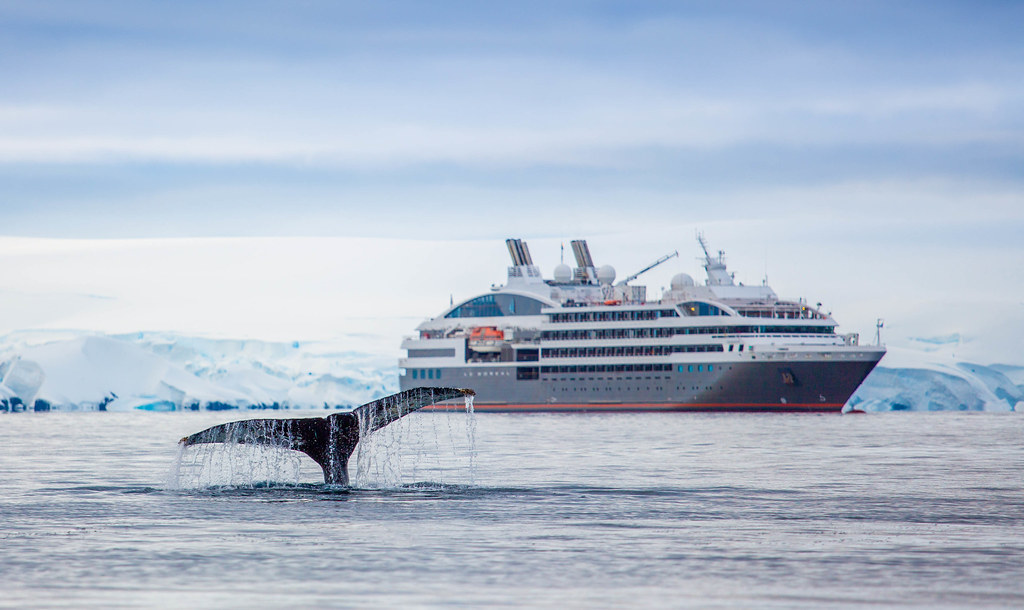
[400,356,882,412]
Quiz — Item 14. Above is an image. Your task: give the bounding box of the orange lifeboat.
[468,326,504,353]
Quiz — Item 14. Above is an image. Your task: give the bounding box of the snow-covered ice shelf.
[0,331,395,412]
[0,331,1020,413]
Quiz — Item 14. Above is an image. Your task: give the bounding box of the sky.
[1,1,1022,363]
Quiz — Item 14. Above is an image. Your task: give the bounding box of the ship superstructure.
[399,237,884,412]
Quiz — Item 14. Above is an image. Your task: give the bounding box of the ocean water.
[1,411,1022,609]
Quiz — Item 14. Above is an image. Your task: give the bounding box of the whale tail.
[179,387,474,485]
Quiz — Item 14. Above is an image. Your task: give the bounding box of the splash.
[170,388,479,490]
[464,393,477,483]
[169,419,310,489]
[172,443,309,489]
[353,392,479,489]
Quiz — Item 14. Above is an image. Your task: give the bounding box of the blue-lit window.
[687,365,694,372]
[412,370,418,379]
[446,293,547,318]
[698,365,703,372]
[708,364,714,372]
[680,301,728,316]
[436,369,442,379]
[447,294,501,318]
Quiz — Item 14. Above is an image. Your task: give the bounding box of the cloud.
[2,2,1021,171]
[1,78,1020,169]
[1,232,1021,364]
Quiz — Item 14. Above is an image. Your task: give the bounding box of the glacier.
[846,347,1022,412]
[0,330,1020,413]
[0,331,396,412]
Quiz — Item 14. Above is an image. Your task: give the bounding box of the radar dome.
[553,263,572,283]
[597,265,616,285]
[671,273,695,290]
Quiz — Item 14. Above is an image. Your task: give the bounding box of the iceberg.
[847,347,1022,412]
[991,363,1024,394]
[0,331,396,412]
[0,333,250,411]
[0,358,45,407]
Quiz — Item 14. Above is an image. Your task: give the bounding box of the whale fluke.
[179,387,475,485]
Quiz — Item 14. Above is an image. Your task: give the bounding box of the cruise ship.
[399,236,884,412]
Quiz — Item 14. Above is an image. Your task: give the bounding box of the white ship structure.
[400,237,884,412]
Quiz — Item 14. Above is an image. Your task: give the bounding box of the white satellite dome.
[671,273,695,290]
[597,265,616,285]
[553,263,572,283]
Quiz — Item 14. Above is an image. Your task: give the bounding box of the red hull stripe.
[424,402,845,412]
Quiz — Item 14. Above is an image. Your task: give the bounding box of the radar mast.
[697,232,735,286]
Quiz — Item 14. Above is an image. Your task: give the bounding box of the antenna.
[764,247,768,286]
[875,318,884,346]
[696,231,712,262]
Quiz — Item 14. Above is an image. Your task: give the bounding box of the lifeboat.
[468,326,504,353]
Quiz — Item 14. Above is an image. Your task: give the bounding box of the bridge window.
[447,293,548,318]
[680,301,728,316]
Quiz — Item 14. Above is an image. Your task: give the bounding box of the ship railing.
[737,310,824,320]
[507,265,542,278]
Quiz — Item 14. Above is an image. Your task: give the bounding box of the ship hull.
[402,355,882,413]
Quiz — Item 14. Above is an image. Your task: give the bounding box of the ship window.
[687,365,693,373]
[427,369,434,379]
[708,365,713,372]
[517,367,539,380]
[446,294,501,318]
[680,301,728,316]
[697,365,703,372]
[739,344,744,352]
[409,348,456,358]
[446,293,548,318]
[411,369,418,379]
[436,369,442,379]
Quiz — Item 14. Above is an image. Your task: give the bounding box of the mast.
[697,232,734,286]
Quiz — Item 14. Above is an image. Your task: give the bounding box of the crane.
[617,251,679,286]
